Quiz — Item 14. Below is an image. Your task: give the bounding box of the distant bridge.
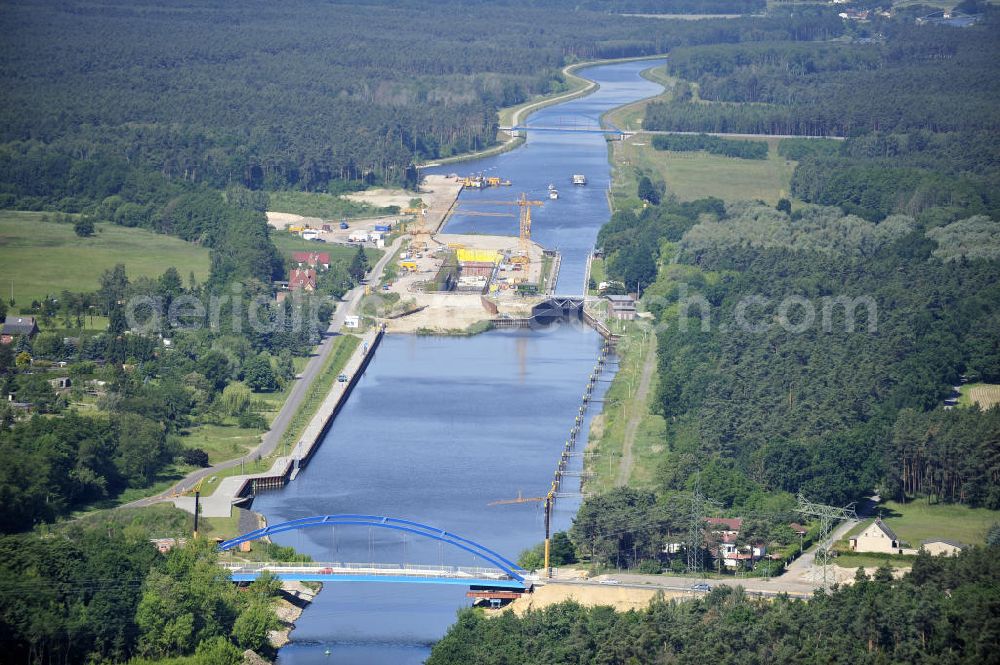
[218,514,528,589]
[501,125,628,139]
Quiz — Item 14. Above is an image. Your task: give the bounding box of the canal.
[253,58,666,664]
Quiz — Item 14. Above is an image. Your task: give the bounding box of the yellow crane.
[468,194,544,254]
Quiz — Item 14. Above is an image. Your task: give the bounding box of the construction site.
[266,173,575,334]
[362,177,565,333]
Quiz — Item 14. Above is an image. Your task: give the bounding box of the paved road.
[125,238,403,509]
[631,129,845,140]
[547,571,815,598]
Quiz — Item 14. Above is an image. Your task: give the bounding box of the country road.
[125,237,403,509]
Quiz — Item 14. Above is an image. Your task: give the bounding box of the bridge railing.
[220,561,517,579]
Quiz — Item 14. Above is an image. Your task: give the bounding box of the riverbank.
[421,55,667,168]
[271,581,320,649]
[170,326,384,517]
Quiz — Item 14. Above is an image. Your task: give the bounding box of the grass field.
[277,334,360,454]
[0,211,210,305]
[586,323,666,492]
[960,383,1000,410]
[587,257,607,295]
[267,190,394,219]
[272,231,382,265]
[834,553,916,569]
[603,64,796,205]
[611,138,796,205]
[854,500,999,547]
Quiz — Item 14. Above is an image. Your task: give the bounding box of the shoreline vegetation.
[420,55,668,169]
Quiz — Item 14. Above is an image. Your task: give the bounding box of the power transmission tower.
[795,492,857,587]
[686,479,720,575]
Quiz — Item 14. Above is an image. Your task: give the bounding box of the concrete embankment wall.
[296,326,385,471]
[227,326,386,504]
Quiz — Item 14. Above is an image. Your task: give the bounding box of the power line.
[795,492,857,588]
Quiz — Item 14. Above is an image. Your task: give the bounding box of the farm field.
[960,383,1000,410]
[0,211,210,305]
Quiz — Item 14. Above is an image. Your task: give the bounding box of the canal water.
[254,58,666,664]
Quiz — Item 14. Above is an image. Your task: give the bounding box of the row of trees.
[651,133,768,159]
[429,546,1000,663]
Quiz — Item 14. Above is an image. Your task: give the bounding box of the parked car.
[691,582,711,592]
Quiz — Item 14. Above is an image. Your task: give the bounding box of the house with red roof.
[706,517,768,569]
[292,252,330,270]
[288,268,317,291]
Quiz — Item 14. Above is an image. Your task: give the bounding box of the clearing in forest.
[0,211,210,306]
[962,383,1000,410]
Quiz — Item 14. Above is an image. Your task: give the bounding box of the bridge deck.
[222,562,529,588]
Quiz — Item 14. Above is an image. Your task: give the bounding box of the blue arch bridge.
[218,515,531,592]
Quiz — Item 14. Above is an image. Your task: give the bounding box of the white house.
[850,518,903,554]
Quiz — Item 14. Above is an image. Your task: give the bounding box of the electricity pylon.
[795,492,858,587]
[686,479,721,575]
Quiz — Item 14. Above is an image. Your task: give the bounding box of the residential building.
[1,315,38,345]
[850,518,903,554]
[288,268,317,291]
[292,251,331,270]
[605,294,637,321]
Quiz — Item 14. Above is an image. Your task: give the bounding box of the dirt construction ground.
[266,175,463,244]
[506,582,687,615]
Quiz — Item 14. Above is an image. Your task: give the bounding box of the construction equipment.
[487,490,544,506]
[406,205,513,252]
[468,194,544,254]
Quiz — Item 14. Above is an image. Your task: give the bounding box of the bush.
[180,448,210,467]
[638,559,663,574]
[237,412,268,430]
[74,216,96,237]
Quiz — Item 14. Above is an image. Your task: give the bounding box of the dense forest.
[598,198,1000,510]
[0,524,288,664]
[646,22,1000,137]
[0,0,843,214]
[643,19,1000,221]
[429,546,1000,664]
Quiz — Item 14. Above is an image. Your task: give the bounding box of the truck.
[374,223,392,232]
